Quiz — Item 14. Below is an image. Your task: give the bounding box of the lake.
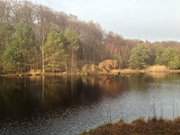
[0,74,180,135]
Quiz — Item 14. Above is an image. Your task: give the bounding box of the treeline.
[129,44,180,69]
[0,0,180,74]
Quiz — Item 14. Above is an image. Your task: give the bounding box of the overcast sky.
[30,0,180,41]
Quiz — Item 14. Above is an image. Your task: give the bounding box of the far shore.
[1,69,180,78]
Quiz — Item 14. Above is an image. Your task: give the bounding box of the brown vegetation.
[81,64,100,75]
[81,118,180,135]
[81,59,119,75]
[98,59,119,72]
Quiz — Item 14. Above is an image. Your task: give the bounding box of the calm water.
[0,74,180,135]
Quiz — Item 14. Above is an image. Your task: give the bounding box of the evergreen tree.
[44,31,68,72]
[128,45,150,69]
[2,23,36,72]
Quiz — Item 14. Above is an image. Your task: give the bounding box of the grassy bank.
[81,118,180,135]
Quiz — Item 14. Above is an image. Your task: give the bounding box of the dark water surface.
[0,74,180,135]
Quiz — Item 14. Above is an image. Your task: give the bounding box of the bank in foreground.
[81,118,180,135]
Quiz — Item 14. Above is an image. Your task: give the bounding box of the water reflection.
[0,74,180,135]
[0,75,128,120]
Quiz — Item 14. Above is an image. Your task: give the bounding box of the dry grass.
[29,69,41,76]
[119,69,144,74]
[146,65,170,72]
[81,118,180,135]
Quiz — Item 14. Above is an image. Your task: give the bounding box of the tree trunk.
[71,49,74,75]
[41,35,45,75]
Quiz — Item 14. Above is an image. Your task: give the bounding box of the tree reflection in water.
[0,74,180,122]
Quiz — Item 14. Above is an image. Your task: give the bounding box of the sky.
[30,0,180,41]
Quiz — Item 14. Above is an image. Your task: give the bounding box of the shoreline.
[81,118,180,135]
[0,69,180,78]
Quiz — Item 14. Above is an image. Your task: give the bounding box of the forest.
[0,0,180,74]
